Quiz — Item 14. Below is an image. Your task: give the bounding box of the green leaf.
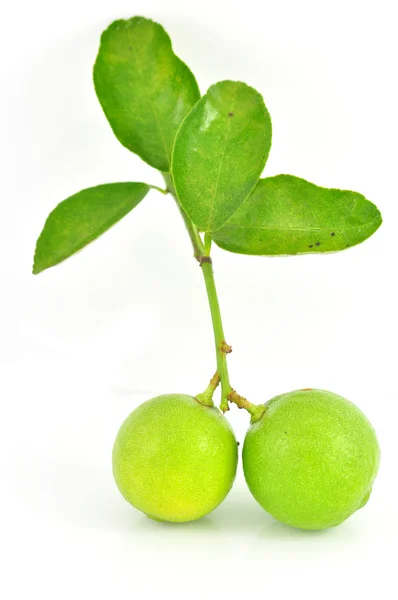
[33,183,150,274]
[93,17,200,171]
[171,80,272,232]
[212,175,382,255]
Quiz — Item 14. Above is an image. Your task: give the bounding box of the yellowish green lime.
[113,394,238,522]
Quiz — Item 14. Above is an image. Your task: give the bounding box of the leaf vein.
[127,28,170,165]
[220,220,381,232]
[207,83,238,230]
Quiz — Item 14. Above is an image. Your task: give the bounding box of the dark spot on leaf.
[284,431,288,434]
[228,112,234,117]
[315,242,321,246]
[237,441,240,446]
[308,244,313,248]
[331,232,335,236]
[346,244,350,247]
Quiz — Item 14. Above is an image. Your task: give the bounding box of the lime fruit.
[113,393,238,522]
[243,389,380,530]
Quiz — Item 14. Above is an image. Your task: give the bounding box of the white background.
[1,0,397,598]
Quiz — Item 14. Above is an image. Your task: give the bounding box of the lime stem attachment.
[196,373,220,407]
[227,390,266,423]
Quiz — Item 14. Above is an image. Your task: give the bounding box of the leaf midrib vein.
[127,29,170,165]
[207,83,238,230]
[220,219,381,232]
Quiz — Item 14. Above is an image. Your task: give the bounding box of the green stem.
[163,173,231,410]
[200,259,232,411]
[161,172,264,420]
[162,173,203,260]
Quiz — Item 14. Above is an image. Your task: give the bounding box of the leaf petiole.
[150,184,169,195]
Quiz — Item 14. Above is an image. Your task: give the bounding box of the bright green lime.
[113,394,238,522]
[243,389,380,530]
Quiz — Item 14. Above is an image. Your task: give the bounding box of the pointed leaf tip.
[33,182,150,274]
